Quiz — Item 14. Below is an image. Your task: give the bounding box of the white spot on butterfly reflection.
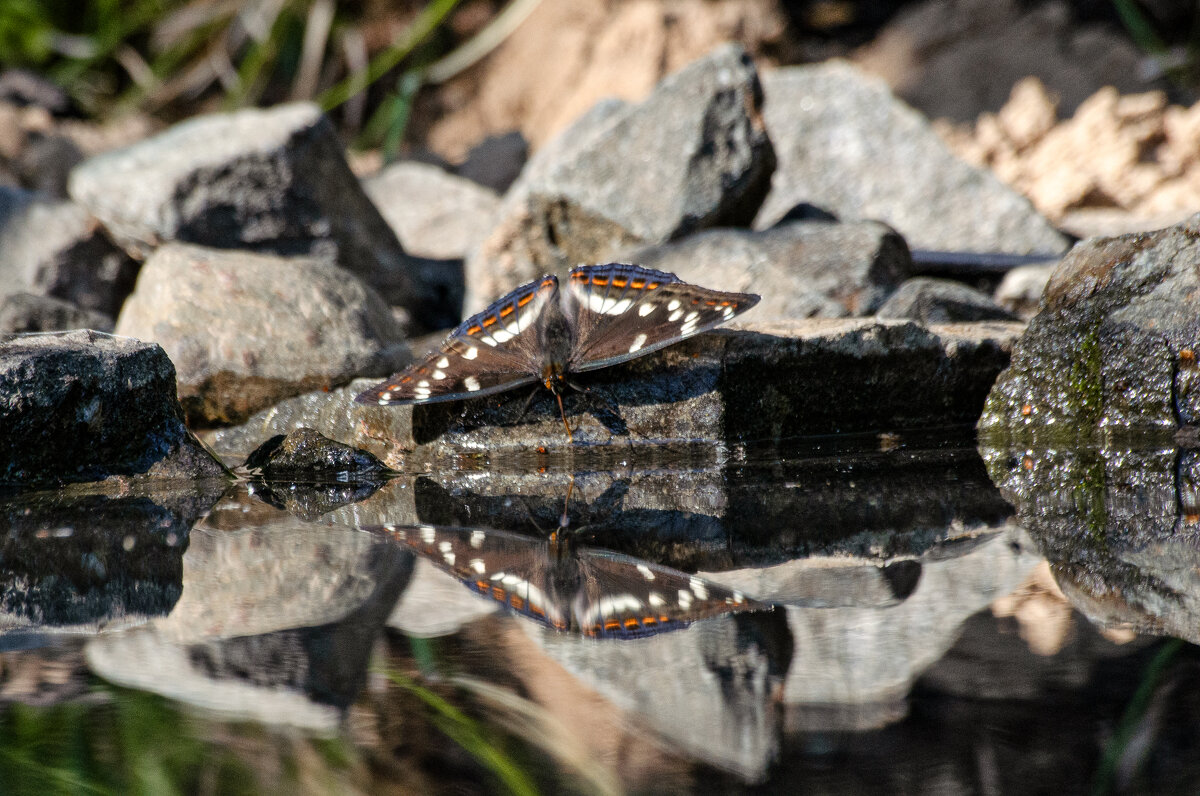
[432,370,446,380]
[677,589,693,609]
[437,357,450,368]
[420,526,436,544]
[470,558,486,574]
[470,530,485,547]
[636,563,655,580]
[648,592,666,608]
[638,303,655,317]
[463,347,478,360]
[628,333,648,353]
[464,376,481,392]
[689,576,709,600]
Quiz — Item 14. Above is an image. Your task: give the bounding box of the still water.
[2,435,1198,794]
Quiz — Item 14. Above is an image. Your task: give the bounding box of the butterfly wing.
[571,547,760,639]
[564,263,760,373]
[355,276,558,405]
[375,524,570,630]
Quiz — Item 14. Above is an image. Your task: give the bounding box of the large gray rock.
[0,292,113,333]
[755,61,1070,256]
[629,220,913,319]
[202,319,1021,462]
[877,277,1019,323]
[363,160,499,260]
[68,103,445,329]
[979,214,1200,444]
[115,243,410,426]
[464,44,775,312]
[0,189,138,316]
[0,329,226,486]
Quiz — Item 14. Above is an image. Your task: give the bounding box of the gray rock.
[363,160,499,260]
[454,130,528,194]
[0,292,113,333]
[979,214,1200,444]
[0,329,226,486]
[755,61,1070,256]
[629,220,912,319]
[876,277,1019,323]
[115,243,411,426]
[464,44,775,312]
[67,103,445,329]
[202,318,1021,461]
[0,190,138,316]
[994,263,1054,318]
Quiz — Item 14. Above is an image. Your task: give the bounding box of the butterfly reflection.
[375,523,761,639]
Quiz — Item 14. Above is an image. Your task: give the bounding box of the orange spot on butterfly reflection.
[491,586,505,600]
[623,618,639,629]
[604,620,621,631]
[510,596,524,610]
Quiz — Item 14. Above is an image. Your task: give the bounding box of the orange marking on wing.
[482,315,497,327]
[491,586,505,600]
[517,293,534,306]
[475,580,488,590]
[530,603,546,616]
[604,620,621,631]
[543,277,558,287]
[500,305,514,317]
[612,277,627,288]
[705,300,717,306]
[467,325,481,335]
[647,282,659,290]
[720,300,731,306]
[510,596,524,610]
[399,376,412,383]
[631,279,646,289]
[642,616,658,625]
[591,276,609,286]
[658,615,669,623]
[623,618,640,629]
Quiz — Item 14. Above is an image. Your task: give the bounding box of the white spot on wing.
[638,303,655,317]
[463,347,478,360]
[437,357,450,368]
[464,376,481,392]
[648,592,666,608]
[432,370,446,380]
[722,306,735,319]
[667,299,681,311]
[628,333,648,353]
[417,380,429,388]
[668,309,684,322]
[636,563,655,580]
[490,328,514,344]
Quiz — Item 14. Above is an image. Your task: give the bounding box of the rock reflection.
[983,443,1200,644]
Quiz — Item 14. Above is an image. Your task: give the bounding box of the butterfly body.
[355,264,760,437]
[378,522,760,639]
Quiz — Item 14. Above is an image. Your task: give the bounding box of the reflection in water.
[375,522,760,638]
[6,440,1200,790]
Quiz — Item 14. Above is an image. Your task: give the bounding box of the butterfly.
[354,263,760,439]
[375,523,761,639]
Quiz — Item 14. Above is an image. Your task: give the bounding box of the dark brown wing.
[374,524,569,631]
[356,276,557,405]
[572,548,760,639]
[563,263,759,373]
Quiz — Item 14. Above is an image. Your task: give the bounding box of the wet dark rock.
[67,102,445,329]
[363,160,499,260]
[464,44,775,312]
[242,427,388,479]
[114,243,411,426]
[0,330,227,486]
[0,191,139,317]
[876,277,1019,323]
[0,479,225,635]
[454,130,528,194]
[979,214,1200,444]
[244,480,385,521]
[628,220,913,318]
[0,292,113,333]
[754,61,1070,256]
[203,319,1021,462]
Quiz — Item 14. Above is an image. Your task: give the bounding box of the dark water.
[3,434,1200,794]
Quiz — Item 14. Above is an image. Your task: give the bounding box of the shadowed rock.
[877,277,1019,323]
[115,243,411,426]
[202,319,1021,463]
[0,292,113,333]
[0,329,226,486]
[464,44,775,313]
[68,102,450,329]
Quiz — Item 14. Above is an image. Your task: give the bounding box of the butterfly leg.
[555,391,573,442]
[513,384,543,423]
